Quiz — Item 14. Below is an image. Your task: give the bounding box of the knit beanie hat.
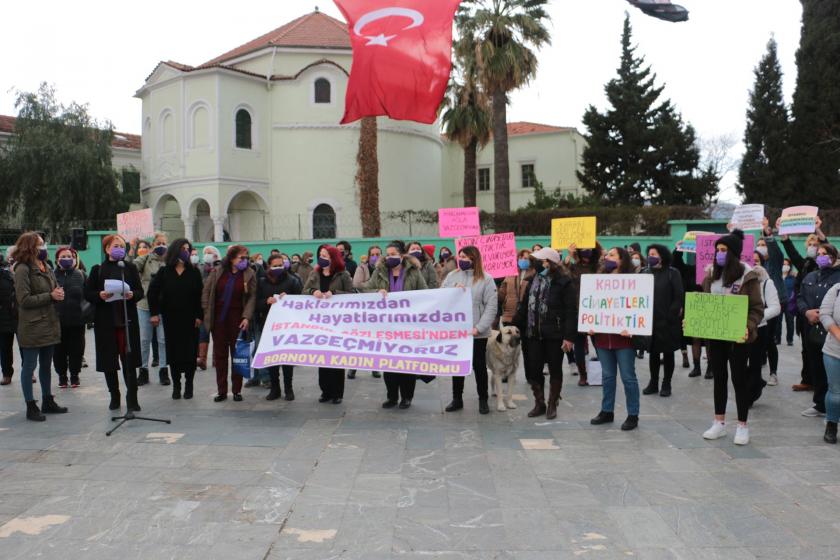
[718,229,745,259]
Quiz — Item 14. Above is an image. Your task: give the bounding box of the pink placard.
[695,234,755,285]
[456,232,518,279]
[439,207,481,238]
[117,209,155,240]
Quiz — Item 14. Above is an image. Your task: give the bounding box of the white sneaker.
[767,374,778,386]
[802,406,826,417]
[568,362,578,375]
[734,425,750,445]
[703,421,727,440]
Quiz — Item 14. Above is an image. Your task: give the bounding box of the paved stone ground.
[1,331,839,559]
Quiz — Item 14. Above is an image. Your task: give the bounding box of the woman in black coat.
[53,247,87,388]
[84,234,144,411]
[641,244,685,397]
[0,255,16,385]
[147,238,204,400]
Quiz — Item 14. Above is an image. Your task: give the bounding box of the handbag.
[232,331,254,378]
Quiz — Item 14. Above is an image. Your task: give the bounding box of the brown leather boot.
[577,359,589,386]
[197,342,209,371]
[546,379,563,419]
[527,384,546,417]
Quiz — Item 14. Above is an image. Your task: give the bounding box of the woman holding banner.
[304,245,353,404]
[512,247,576,420]
[588,247,641,431]
[443,246,498,415]
[700,230,764,446]
[362,241,428,409]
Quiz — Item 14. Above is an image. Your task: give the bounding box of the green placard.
[683,292,749,342]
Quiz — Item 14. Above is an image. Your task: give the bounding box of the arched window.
[313,204,336,239]
[235,109,252,149]
[160,111,175,153]
[190,105,210,149]
[314,78,331,104]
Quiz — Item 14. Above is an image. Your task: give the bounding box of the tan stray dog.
[487,325,522,412]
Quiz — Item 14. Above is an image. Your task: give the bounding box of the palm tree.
[442,46,492,207]
[356,116,381,237]
[457,0,551,213]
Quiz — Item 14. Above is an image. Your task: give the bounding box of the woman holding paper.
[85,234,144,412]
[303,245,354,404]
[588,247,641,431]
[362,241,428,409]
[700,230,764,446]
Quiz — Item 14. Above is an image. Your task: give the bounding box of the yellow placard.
[551,217,597,250]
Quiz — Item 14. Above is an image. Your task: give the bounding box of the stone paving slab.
[0,332,839,559]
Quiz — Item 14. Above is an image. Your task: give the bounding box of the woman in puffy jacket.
[53,247,87,389]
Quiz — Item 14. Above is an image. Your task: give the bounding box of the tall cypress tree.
[789,0,840,207]
[578,16,716,206]
[738,38,791,205]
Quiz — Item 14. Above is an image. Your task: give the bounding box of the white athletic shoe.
[568,362,578,375]
[767,374,778,386]
[802,406,825,417]
[703,421,727,440]
[734,425,750,446]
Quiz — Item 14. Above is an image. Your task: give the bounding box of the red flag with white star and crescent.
[333,0,462,124]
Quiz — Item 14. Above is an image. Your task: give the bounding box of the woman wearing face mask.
[85,234,144,412]
[630,251,646,273]
[746,250,781,402]
[797,244,840,419]
[587,248,642,430]
[189,249,200,267]
[512,248,576,419]
[0,247,16,386]
[435,247,456,286]
[406,241,439,289]
[255,254,303,401]
[13,232,67,421]
[499,249,534,326]
[362,241,429,409]
[640,245,684,398]
[442,246,498,414]
[131,240,151,263]
[565,243,604,386]
[251,253,266,281]
[758,218,788,350]
[202,245,257,402]
[700,230,764,446]
[133,232,169,387]
[349,245,383,380]
[147,239,204,400]
[782,258,797,347]
[303,245,354,404]
[53,247,86,389]
[195,245,221,371]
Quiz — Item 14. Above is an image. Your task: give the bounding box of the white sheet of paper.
[104,279,130,302]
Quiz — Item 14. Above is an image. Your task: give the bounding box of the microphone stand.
[107,260,171,436]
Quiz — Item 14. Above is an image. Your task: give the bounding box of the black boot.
[26,400,45,421]
[372,371,381,379]
[478,399,489,415]
[546,379,562,420]
[267,370,281,401]
[171,370,182,400]
[124,368,141,412]
[681,352,690,369]
[704,363,713,379]
[41,395,68,414]
[527,384,546,417]
[445,397,463,412]
[159,367,170,386]
[825,421,838,444]
[347,369,356,379]
[660,374,672,397]
[58,374,68,388]
[642,377,659,395]
[590,411,614,425]
[689,363,701,378]
[183,370,194,400]
[105,371,121,410]
[283,369,295,401]
[137,367,149,386]
[621,415,639,431]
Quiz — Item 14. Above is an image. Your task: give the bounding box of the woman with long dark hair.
[407,241,439,289]
[303,245,354,403]
[85,234,144,412]
[565,242,604,386]
[148,238,204,400]
[13,232,67,421]
[202,244,256,402]
[700,230,764,446]
[53,246,86,389]
[745,249,781,407]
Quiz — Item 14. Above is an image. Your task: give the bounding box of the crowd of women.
[2,215,839,448]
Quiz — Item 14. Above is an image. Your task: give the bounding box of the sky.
[0,0,803,201]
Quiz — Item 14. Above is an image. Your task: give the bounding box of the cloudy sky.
[0,0,803,200]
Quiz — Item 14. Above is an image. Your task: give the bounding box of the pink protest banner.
[438,207,481,238]
[456,232,517,279]
[117,209,155,240]
[695,234,755,285]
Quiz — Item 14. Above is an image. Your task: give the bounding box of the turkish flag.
[334,0,462,124]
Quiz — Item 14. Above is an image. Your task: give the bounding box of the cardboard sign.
[438,207,481,238]
[251,289,473,376]
[456,232,517,279]
[551,217,597,250]
[695,234,755,285]
[778,206,819,236]
[577,274,654,336]
[729,204,764,231]
[676,231,714,253]
[683,292,749,342]
[117,209,154,240]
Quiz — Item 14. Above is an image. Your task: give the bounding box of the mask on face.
[459,260,473,271]
[756,246,768,258]
[282,260,291,270]
[58,258,75,270]
[603,259,618,273]
[110,247,126,261]
[137,247,149,257]
[385,256,402,269]
[539,268,549,277]
[190,254,199,265]
[440,252,450,262]
[518,259,530,271]
[269,267,286,279]
[235,259,249,271]
[631,258,641,268]
[369,255,379,266]
[807,245,818,259]
[37,246,48,261]
[203,253,216,265]
[255,259,264,267]
[782,264,791,274]
[179,251,191,263]
[579,249,592,261]
[318,257,331,269]
[715,251,728,267]
[816,255,833,269]
[409,251,423,260]
[647,256,661,268]
[153,245,166,257]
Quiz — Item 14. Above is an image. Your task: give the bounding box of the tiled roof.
[203,10,350,67]
[0,115,141,150]
[507,122,575,136]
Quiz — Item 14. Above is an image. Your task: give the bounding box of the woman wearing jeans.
[819,282,840,443]
[13,232,68,421]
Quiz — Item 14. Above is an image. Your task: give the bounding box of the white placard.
[578,274,654,336]
[729,204,764,231]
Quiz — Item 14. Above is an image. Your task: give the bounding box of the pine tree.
[789,0,840,207]
[578,16,716,206]
[738,38,791,205]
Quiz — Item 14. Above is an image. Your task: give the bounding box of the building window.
[235,109,252,149]
[313,203,336,239]
[521,163,536,188]
[477,167,490,192]
[314,78,331,104]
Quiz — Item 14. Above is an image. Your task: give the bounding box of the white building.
[136,9,586,242]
